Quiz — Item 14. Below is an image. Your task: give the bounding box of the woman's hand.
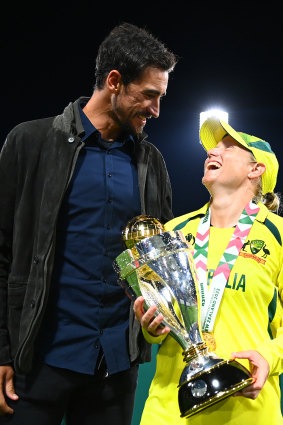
[231,350,270,399]
[133,296,170,337]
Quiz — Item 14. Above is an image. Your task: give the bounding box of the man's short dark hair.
[95,22,177,89]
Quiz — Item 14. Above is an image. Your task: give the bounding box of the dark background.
[1,0,282,216]
[1,3,282,423]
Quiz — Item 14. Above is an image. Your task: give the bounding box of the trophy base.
[179,359,253,418]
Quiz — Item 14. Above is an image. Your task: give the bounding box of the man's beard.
[114,113,144,139]
[111,100,144,139]
[120,119,142,138]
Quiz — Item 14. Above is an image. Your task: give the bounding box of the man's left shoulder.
[139,137,162,155]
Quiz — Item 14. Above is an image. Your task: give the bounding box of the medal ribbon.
[193,201,260,332]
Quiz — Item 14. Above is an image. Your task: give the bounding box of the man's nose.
[148,99,160,118]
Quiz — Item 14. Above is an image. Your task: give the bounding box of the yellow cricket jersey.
[140,202,283,425]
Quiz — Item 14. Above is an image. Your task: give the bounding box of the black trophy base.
[178,359,253,418]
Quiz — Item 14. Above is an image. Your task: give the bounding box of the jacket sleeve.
[130,140,173,364]
[160,154,174,223]
[0,135,18,364]
[140,140,174,224]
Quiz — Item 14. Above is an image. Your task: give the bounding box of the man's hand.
[0,365,18,415]
[133,296,170,337]
[231,350,270,399]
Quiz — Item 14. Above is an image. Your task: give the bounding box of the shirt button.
[33,256,39,265]
[107,173,112,178]
[95,344,99,349]
[68,137,75,143]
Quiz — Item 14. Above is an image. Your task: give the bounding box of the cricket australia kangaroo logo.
[240,239,270,264]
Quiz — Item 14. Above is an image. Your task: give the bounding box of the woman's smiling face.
[202,135,256,193]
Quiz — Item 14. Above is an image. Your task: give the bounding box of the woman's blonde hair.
[250,152,281,212]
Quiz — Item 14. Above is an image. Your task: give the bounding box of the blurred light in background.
[199,109,229,131]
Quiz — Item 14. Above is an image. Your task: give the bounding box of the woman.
[134,117,283,424]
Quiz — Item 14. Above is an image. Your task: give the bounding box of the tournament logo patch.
[203,210,209,224]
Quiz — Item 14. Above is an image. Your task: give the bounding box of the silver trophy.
[113,216,253,418]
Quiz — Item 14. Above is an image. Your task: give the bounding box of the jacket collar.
[72,97,148,144]
[72,97,89,137]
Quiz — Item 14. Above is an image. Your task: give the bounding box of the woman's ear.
[248,162,266,179]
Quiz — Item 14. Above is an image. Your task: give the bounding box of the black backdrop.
[1,2,282,423]
[1,0,283,216]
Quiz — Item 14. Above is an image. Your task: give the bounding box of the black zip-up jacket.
[0,98,173,374]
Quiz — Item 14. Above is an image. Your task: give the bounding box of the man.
[0,22,177,425]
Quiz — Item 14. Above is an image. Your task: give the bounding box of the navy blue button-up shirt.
[40,106,141,375]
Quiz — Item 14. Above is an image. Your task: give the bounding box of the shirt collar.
[184,200,269,223]
[255,201,269,223]
[79,104,135,151]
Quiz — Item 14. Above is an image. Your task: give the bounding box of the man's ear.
[106,70,122,94]
[248,162,266,179]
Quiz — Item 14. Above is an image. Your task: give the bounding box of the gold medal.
[202,332,217,352]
